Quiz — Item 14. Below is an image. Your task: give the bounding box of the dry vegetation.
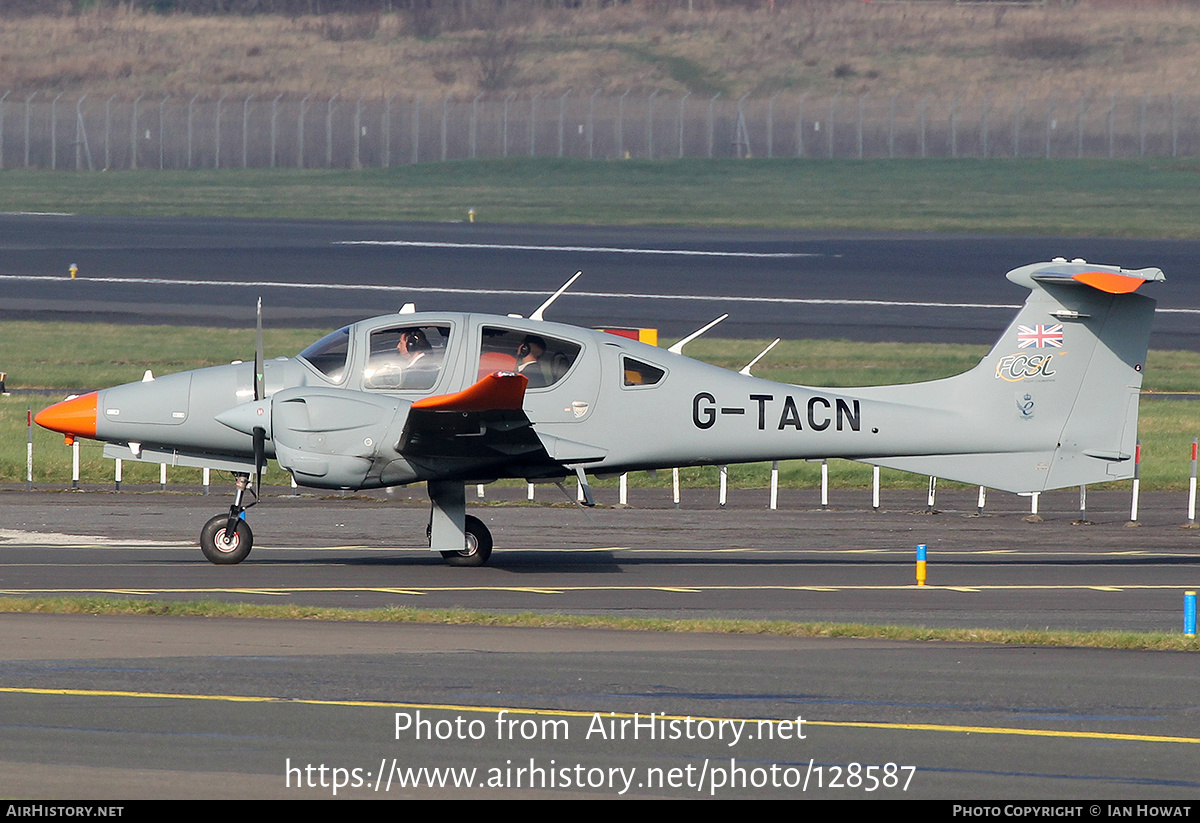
[1,1,1199,101]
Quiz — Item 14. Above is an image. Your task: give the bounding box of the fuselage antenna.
[739,338,781,376]
[668,314,729,355]
[531,270,582,321]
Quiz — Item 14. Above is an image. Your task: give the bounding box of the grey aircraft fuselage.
[88,312,986,490]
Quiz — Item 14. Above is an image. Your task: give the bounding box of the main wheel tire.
[200,514,253,565]
[440,514,492,567]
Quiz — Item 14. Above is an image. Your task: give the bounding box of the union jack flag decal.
[1016,324,1064,348]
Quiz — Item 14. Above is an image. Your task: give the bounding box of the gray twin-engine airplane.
[36,259,1161,567]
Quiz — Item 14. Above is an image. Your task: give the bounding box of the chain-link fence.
[4,90,1197,169]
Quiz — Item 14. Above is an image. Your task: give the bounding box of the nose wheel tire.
[440,514,492,567]
[200,514,254,565]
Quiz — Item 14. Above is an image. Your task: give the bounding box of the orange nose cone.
[35,392,98,439]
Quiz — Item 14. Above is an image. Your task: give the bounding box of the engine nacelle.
[270,386,415,489]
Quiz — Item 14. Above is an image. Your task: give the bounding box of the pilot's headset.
[404,328,431,351]
[518,335,545,358]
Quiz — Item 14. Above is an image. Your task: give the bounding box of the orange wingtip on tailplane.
[412,371,528,413]
[34,392,98,439]
[1072,270,1147,295]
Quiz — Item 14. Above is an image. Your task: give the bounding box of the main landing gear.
[441,514,493,567]
[199,472,256,564]
[198,476,493,567]
[428,480,492,567]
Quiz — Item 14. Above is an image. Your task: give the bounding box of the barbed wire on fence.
[1,91,1195,169]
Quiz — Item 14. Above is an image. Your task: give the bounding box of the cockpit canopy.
[296,316,587,395]
[296,326,351,382]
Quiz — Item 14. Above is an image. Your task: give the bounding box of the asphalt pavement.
[2,216,1199,799]
[1,214,1197,348]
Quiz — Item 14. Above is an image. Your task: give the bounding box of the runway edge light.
[916,544,927,587]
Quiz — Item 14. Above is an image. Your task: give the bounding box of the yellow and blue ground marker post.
[916,544,927,586]
[1186,591,1196,637]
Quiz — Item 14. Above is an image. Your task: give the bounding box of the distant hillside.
[0,1,1195,101]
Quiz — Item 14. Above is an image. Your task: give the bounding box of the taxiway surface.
[2,613,1198,799]
[2,487,1198,631]
[1,488,1199,798]
[4,459,1199,795]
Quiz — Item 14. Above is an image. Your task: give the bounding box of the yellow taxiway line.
[0,686,1194,746]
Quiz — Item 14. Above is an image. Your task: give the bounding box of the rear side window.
[479,327,581,389]
[622,357,666,387]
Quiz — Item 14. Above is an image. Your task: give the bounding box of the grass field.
[5,159,1200,237]
[5,322,1197,491]
[3,597,1196,652]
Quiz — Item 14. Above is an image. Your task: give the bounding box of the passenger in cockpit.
[516,335,552,388]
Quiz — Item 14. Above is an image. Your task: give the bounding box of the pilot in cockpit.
[363,326,443,390]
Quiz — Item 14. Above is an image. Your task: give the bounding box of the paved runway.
[1,214,1197,348]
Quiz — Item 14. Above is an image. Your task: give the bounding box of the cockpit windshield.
[297,326,351,382]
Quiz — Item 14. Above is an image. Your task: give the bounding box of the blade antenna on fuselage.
[668,314,729,355]
[739,338,780,376]
[530,270,582,321]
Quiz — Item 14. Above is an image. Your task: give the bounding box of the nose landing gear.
[199,472,256,564]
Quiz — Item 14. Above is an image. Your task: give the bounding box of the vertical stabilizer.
[861,260,1161,493]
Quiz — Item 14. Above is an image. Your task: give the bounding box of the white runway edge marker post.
[769,461,778,511]
[25,407,31,489]
[1130,440,1142,523]
[821,459,829,510]
[1188,439,1197,525]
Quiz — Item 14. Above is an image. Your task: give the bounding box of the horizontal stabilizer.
[1009,259,1164,294]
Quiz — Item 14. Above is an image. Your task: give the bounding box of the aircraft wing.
[398,371,605,478]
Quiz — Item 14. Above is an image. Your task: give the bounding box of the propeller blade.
[252,426,265,494]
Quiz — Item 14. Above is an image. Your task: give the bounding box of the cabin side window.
[478,327,581,389]
[363,325,451,391]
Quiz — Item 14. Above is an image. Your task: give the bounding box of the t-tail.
[856,259,1162,493]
